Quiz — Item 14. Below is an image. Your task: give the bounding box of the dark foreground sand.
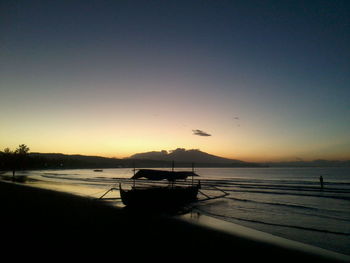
[0,181,347,262]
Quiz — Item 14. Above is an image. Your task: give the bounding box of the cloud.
[192,129,211,137]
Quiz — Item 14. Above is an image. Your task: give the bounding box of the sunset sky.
[1,0,349,162]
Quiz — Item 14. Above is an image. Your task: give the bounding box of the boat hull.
[120,185,200,207]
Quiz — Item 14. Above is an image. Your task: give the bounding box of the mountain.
[28,153,124,169]
[129,148,237,163]
[5,150,348,170]
[26,153,168,169]
[128,148,260,167]
[23,150,260,169]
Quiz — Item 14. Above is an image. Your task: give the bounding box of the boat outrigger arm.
[99,183,229,204]
[98,186,120,200]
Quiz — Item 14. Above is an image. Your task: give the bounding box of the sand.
[0,181,347,262]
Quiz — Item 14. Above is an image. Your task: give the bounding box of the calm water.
[9,167,350,255]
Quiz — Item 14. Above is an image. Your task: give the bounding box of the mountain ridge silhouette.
[128,148,243,164]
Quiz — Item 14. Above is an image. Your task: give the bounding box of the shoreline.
[180,212,350,262]
[0,180,349,262]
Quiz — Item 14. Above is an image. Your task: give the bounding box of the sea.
[7,167,350,256]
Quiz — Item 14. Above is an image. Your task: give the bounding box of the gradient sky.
[1,0,350,162]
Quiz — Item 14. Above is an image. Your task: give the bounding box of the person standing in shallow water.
[319,176,324,189]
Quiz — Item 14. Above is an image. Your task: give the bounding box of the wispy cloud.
[192,129,211,137]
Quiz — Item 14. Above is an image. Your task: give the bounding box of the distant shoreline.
[1,151,349,172]
[29,152,350,168]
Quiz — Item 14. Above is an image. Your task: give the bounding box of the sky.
[1,0,350,162]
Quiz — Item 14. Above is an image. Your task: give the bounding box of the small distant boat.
[93,169,103,172]
[120,169,200,207]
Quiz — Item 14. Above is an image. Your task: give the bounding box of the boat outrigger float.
[120,169,200,207]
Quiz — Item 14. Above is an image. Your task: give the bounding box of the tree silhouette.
[0,148,14,172]
[3,147,13,155]
[0,144,31,177]
[15,144,30,155]
[15,144,30,174]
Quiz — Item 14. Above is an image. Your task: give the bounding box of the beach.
[0,180,348,262]
[12,167,350,255]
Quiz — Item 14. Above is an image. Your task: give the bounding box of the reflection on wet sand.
[0,174,28,183]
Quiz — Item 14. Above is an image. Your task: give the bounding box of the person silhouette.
[319,176,324,189]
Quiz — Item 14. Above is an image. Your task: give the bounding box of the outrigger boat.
[99,166,229,208]
[119,169,201,207]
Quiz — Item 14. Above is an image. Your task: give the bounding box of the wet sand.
[0,181,347,262]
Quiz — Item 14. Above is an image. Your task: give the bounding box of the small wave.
[228,189,350,201]
[227,197,319,211]
[233,184,350,194]
[197,209,350,236]
[200,178,350,193]
[226,197,350,222]
[42,173,80,177]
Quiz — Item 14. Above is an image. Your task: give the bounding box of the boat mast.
[191,162,195,185]
[133,161,136,188]
[171,161,175,188]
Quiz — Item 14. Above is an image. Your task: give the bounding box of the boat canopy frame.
[131,169,199,182]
